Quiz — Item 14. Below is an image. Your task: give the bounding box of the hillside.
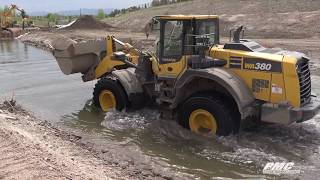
[104,0,320,38]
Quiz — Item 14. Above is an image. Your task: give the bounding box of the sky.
[0,0,152,12]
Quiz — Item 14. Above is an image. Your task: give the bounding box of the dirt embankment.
[0,101,123,179]
[105,0,320,39]
[0,100,182,180]
[17,15,117,51]
[18,0,320,50]
[64,15,114,30]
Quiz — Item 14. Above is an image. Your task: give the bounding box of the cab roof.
[154,15,219,20]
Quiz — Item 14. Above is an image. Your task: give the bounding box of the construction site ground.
[2,0,320,178]
[7,27,320,180]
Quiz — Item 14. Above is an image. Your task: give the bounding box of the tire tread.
[93,76,128,111]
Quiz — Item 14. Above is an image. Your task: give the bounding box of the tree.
[0,6,4,23]
[108,9,120,17]
[151,0,190,7]
[4,5,9,12]
[46,13,59,27]
[97,9,105,19]
[68,16,73,23]
[1,6,14,27]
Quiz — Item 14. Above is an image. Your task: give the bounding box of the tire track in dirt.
[0,128,65,179]
[0,112,130,180]
[0,103,183,180]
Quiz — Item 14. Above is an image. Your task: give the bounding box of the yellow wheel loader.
[52,15,320,136]
[0,4,28,38]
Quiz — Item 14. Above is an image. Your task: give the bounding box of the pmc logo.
[263,162,301,175]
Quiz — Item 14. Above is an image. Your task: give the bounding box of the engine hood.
[223,39,310,61]
[274,50,310,62]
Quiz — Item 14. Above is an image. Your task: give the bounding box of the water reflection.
[0,40,13,53]
[0,40,27,64]
[23,43,29,59]
[62,100,105,129]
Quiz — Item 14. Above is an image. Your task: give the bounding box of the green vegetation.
[46,13,59,26]
[0,5,19,27]
[108,6,143,17]
[1,0,193,28]
[1,5,102,28]
[97,9,105,20]
[151,0,192,7]
[30,14,77,27]
[107,0,193,18]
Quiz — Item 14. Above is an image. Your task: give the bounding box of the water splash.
[101,109,161,131]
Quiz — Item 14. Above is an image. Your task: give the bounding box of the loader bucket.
[52,37,106,75]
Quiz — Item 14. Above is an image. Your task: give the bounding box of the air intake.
[296,58,311,106]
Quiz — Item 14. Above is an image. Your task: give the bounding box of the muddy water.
[1,40,320,179]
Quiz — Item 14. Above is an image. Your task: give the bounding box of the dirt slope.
[0,104,129,179]
[105,0,320,38]
[65,15,114,30]
[0,101,183,180]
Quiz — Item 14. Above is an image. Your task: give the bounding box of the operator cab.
[151,15,220,64]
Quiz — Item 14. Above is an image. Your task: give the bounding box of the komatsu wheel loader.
[52,15,320,136]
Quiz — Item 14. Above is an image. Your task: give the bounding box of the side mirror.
[144,18,160,38]
[151,18,160,31]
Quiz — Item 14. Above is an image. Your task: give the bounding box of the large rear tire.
[93,77,128,112]
[178,94,239,136]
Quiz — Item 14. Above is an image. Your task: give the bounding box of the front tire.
[93,77,128,112]
[178,95,238,136]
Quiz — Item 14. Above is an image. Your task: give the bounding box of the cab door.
[156,20,188,78]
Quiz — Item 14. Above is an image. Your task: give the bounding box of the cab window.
[162,20,183,61]
[196,20,217,45]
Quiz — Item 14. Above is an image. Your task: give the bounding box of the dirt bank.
[0,101,183,179]
[105,0,320,39]
[63,15,114,30]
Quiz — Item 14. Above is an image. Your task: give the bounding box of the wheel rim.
[99,90,116,111]
[189,109,217,135]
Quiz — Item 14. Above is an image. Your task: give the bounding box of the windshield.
[196,20,217,45]
[163,20,183,59]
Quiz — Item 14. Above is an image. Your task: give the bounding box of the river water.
[1,40,320,179]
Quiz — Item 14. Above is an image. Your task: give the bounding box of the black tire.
[93,77,128,111]
[178,94,239,136]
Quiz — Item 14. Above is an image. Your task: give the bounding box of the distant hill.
[29,8,113,17]
[29,11,49,17]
